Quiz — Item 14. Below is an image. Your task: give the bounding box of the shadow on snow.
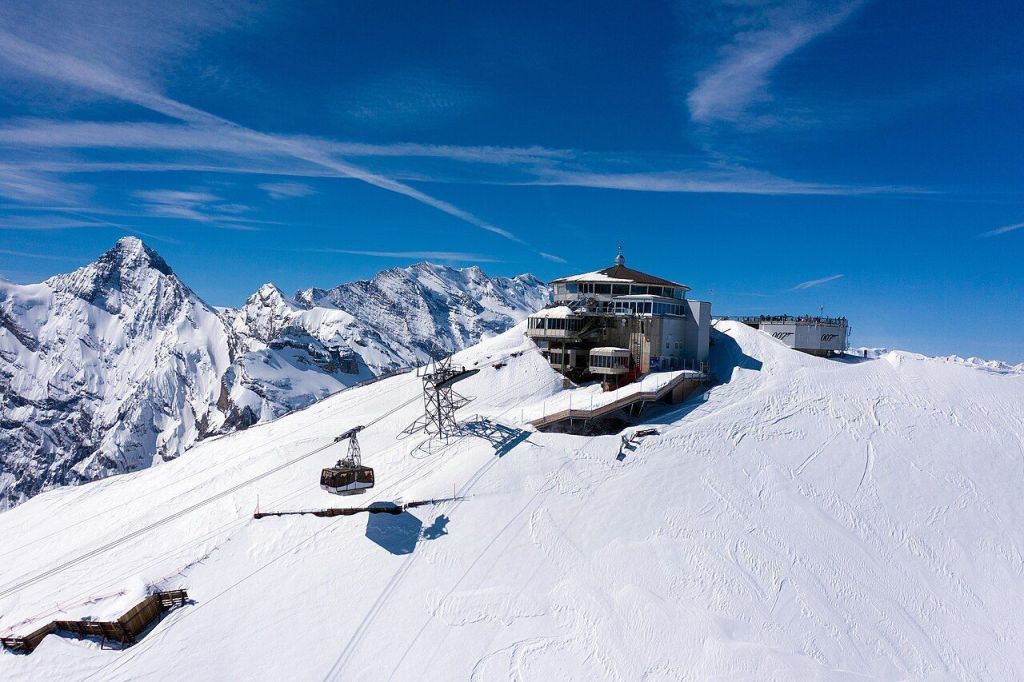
[459,417,530,457]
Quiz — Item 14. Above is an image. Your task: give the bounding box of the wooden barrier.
[1,589,188,654]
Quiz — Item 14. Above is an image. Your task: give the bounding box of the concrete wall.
[643,302,711,370]
[684,300,711,364]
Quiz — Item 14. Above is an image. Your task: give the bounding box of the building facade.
[527,253,711,386]
[738,315,849,356]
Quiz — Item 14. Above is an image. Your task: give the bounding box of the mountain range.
[0,237,547,509]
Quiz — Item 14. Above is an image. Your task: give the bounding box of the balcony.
[526,307,585,339]
[589,347,630,375]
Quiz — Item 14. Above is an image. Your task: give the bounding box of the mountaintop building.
[527,251,711,387]
[736,315,849,357]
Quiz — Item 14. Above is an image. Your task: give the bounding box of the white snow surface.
[2,321,1023,680]
[527,305,573,319]
[551,270,635,283]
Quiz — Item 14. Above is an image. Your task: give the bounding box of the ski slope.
[1,321,1023,680]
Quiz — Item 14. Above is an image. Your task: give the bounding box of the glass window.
[612,284,629,295]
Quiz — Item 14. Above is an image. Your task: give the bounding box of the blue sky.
[0,0,1021,361]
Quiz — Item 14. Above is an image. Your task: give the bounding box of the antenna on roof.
[614,243,625,267]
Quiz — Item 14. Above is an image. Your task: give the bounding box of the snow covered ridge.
[934,354,1024,375]
[0,237,547,510]
[850,347,1024,374]
[1,321,1023,679]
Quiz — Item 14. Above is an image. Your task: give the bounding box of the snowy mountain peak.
[249,282,291,306]
[514,272,543,285]
[44,237,184,317]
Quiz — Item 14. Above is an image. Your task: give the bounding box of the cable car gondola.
[320,426,375,495]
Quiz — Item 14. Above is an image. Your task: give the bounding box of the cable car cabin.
[320,461,375,495]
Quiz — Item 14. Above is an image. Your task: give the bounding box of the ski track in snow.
[1,321,1023,680]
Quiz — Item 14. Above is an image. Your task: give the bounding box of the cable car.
[320,426,375,496]
[320,462,374,495]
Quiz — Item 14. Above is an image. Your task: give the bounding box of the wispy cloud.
[10,152,926,199]
[538,252,567,263]
[523,167,915,196]
[0,164,89,204]
[132,188,261,231]
[305,248,501,263]
[791,274,844,290]
[0,28,524,244]
[0,247,82,261]
[135,189,220,205]
[0,211,180,244]
[0,215,102,230]
[258,181,316,200]
[979,221,1024,238]
[0,0,256,90]
[0,119,570,165]
[685,1,864,125]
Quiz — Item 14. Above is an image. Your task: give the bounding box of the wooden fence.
[1,589,188,654]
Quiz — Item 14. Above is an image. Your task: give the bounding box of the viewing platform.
[527,369,707,433]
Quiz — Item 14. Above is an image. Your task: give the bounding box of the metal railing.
[722,314,848,326]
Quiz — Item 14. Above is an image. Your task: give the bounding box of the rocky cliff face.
[0,238,547,509]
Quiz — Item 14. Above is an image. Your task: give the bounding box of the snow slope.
[0,239,546,509]
[1,321,1023,680]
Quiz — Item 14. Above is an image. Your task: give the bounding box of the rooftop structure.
[527,252,710,388]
